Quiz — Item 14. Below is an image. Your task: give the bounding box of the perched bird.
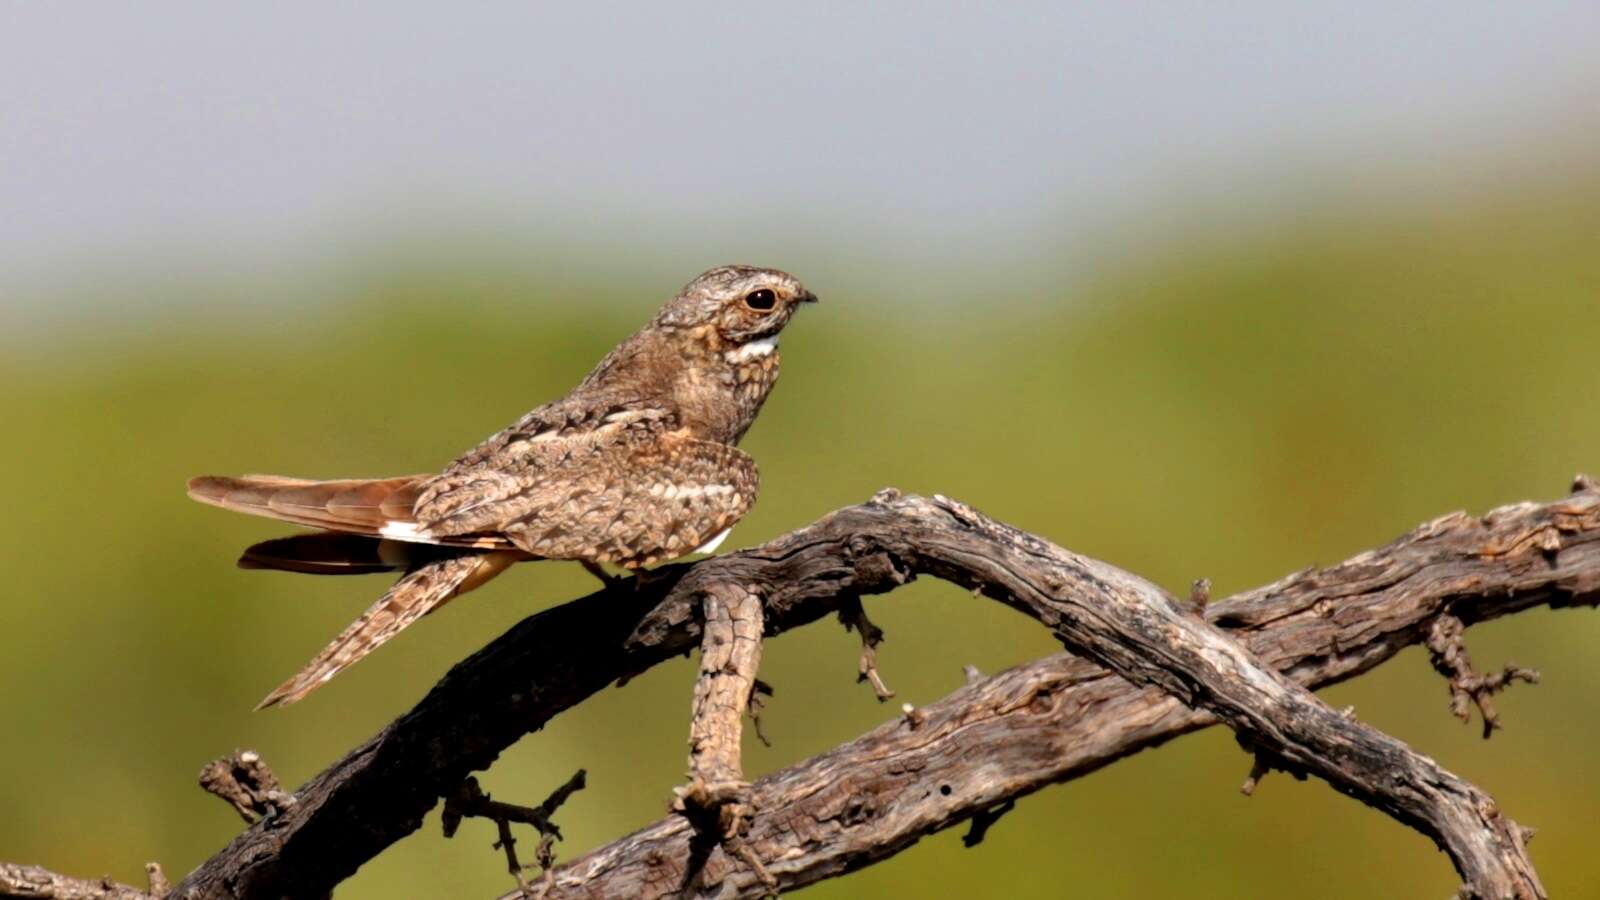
[188,266,817,708]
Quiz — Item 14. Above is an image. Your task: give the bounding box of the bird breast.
[670,344,781,445]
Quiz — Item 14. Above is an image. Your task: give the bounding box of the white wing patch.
[380,521,433,541]
[725,337,777,363]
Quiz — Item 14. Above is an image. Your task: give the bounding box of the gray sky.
[2,2,1596,303]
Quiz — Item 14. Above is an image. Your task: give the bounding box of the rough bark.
[527,489,1600,897]
[676,583,764,818]
[671,583,774,888]
[881,493,1544,898]
[0,863,164,900]
[7,485,1597,900]
[518,489,1599,899]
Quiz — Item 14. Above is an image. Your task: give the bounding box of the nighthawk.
[188,265,816,708]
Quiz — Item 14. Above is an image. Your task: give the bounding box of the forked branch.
[7,484,1597,900]
[520,488,1600,898]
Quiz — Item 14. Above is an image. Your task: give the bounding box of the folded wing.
[418,430,758,568]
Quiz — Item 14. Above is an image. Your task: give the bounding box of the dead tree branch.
[7,485,1597,899]
[0,862,164,900]
[922,493,1544,897]
[674,584,765,836]
[516,488,1600,899]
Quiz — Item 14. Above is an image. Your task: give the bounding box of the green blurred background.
[3,4,1598,898]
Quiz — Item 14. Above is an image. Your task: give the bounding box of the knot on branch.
[1426,613,1540,739]
[143,863,169,899]
[442,771,586,896]
[843,534,913,590]
[198,750,292,823]
[1573,473,1596,495]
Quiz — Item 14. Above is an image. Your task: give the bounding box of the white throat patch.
[725,337,777,364]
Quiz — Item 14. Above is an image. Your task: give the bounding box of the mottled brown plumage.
[187,265,816,707]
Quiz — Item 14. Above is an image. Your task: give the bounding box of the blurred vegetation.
[2,173,1598,899]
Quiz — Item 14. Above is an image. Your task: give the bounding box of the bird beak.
[797,289,819,305]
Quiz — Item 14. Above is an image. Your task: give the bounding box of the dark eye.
[743,289,777,311]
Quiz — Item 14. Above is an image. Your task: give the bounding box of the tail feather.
[187,474,514,549]
[238,532,444,575]
[188,474,429,536]
[255,552,518,709]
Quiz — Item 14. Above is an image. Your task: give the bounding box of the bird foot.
[579,560,624,590]
[629,566,675,592]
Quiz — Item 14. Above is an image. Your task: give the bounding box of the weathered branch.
[0,862,164,900]
[516,488,1600,898]
[10,485,1597,899]
[673,584,765,837]
[918,493,1543,897]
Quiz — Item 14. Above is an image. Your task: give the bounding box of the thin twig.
[839,596,894,701]
[440,771,586,892]
[1426,613,1541,738]
[747,678,774,748]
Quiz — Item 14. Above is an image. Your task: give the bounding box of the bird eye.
[743,289,777,311]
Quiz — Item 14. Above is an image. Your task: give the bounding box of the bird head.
[656,265,818,345]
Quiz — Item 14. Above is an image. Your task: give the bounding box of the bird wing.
[417,424,758,568]
[185,393,675,550]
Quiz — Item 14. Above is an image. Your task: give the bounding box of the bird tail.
[238,532,449,575]
[187,474,429,536]
[255,551,519,709]
[188,473,514,550]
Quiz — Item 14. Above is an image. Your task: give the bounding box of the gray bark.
[6,484,1596,900]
